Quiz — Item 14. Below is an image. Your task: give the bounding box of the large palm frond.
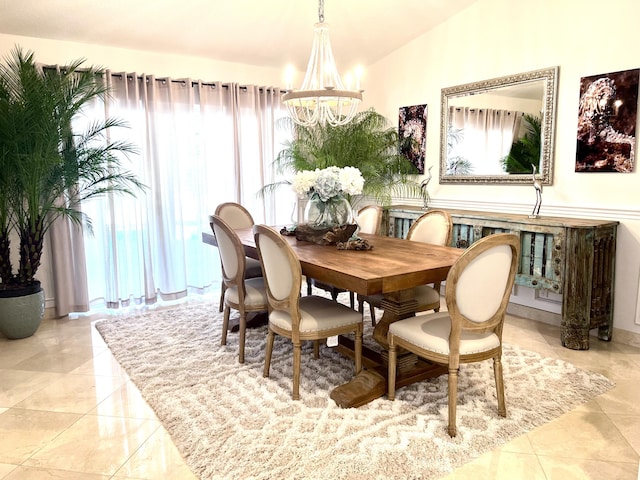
[0,46,145,286]
[264,109,421,206]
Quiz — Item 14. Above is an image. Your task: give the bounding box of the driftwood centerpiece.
[295,224,358,246]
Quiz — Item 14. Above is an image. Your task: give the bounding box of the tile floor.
[0,296,639,479]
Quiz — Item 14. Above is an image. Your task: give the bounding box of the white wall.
[365,0,640,339]
[0,33,287,86]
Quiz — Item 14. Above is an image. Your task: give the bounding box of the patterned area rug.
[95,299,614,480]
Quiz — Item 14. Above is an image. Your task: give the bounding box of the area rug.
[95,299,614,480]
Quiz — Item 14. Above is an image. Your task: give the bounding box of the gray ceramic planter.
[0,283,45,339]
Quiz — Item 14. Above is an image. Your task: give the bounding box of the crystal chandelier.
[282,0,363,127]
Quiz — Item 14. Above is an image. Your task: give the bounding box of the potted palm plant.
[0,46,145,339]
[264,108,423,207]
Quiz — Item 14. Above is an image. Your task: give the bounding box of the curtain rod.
[42,65,285,94]
[109,73,286,94]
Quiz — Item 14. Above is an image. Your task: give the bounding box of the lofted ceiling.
[0,0,478,71]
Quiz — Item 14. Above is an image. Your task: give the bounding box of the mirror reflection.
[440,67,559,185]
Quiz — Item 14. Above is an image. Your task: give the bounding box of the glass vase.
[303,192,354,230]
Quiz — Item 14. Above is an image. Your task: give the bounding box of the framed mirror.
[439,66,559,185]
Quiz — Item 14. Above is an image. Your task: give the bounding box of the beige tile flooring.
[1,297,639,479]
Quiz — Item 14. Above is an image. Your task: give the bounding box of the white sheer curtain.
[56,73,289,312]
[448,107,523,175]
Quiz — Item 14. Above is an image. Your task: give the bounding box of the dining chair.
[387,233,520,437]
[210,215,268,364]
[359,209,452,325]
[213,202,263,313]
[254,224,363,400]
[307,205,383,307]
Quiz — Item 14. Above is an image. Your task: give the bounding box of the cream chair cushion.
[357,206,383,235]
[389,313,500,355]
[270,295,362,333]
[407,212,450,245]
[455,244,513,323]
[224,277,268,307]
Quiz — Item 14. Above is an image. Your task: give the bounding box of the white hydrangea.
[292,169,318,197]
[339,166,365,196]
[291,166,364,200]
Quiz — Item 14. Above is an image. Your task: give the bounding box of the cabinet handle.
[531,280,538,286]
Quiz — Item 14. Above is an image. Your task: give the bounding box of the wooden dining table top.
[231,227,464,297]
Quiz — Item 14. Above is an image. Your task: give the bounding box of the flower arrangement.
[292,166,364,230]
[292,166,364,201]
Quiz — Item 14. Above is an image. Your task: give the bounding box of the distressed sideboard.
[385,206,618,350]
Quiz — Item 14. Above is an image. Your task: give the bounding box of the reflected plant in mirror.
[440,66,559,185]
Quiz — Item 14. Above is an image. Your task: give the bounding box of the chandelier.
[282,0,363,127]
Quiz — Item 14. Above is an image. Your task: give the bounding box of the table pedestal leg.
[331,289,446,408]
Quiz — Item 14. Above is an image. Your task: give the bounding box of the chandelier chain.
[318,0,324,22]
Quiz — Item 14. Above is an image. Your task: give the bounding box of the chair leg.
[434,281,442,312]
[221,306,230,345]
[219,285,226,312]
[349,291,355,309]
[387,340,397,400]
[313,340,320,358]
[306,277,313,296]
[292,342,302,400]
[263,330,274,378]
[447,367,459,437]
[494,356,507,417]
[369,304,377,326]
[238,313,246,364]
[354,325,363,374]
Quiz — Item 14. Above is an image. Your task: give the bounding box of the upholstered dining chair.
[213,202,263,313]
[387,233,520,437]
[307,205,384,307]
[359,209,452,325]
[253,224,363,400]
[210,215,268,364]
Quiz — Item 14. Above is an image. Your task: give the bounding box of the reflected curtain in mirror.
[447,107,524,175]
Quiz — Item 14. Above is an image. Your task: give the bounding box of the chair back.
[445,233,519,336]
[253,224,302,318]
[357,205,383,235]
[214,202,254,230]
[407,209,452,246]
[210,215,248,293]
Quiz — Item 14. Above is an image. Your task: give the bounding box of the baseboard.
[507,303,561,327]
[507,303,640,348]
[611,327,640,349]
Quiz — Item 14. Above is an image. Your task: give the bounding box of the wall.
[364,0,640,341]
[0,33,287,86]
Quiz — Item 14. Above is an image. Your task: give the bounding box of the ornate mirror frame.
[439,66,559,185]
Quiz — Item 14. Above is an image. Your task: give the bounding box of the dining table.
[203,226,464,407]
